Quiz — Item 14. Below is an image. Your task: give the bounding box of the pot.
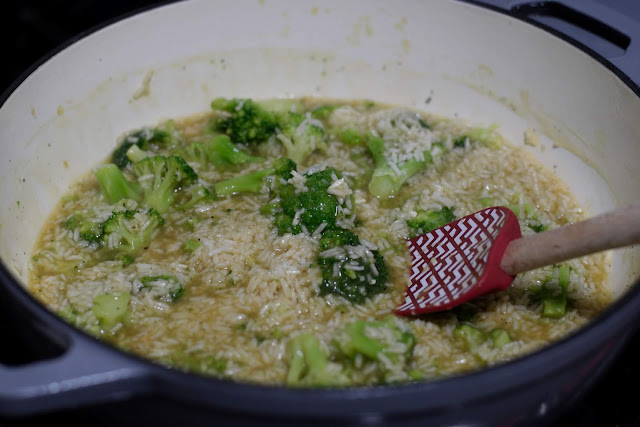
[1,0,640,425]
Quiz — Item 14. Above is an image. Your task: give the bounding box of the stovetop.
[1,1,639,426]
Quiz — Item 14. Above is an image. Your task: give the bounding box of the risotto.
[28,97,611,386]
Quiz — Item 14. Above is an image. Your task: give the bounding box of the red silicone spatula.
[395,204,640,316]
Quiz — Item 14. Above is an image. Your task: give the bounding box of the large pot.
[1,0,640,425]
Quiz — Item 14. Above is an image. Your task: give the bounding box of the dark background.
[1,1,640,426]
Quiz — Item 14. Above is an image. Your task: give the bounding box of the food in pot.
[28,97,611,386]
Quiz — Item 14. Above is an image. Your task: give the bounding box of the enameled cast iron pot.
[1,1,640,425]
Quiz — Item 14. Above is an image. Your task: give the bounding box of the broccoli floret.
[112,127,175,169]
[205,134,264,166]
[365,132,433,198]
[298,191,338,230]
[214,157,297,197]
[138,275,184,303]
[334,318,416,382]
[317,239,389,304]
[260,165,350,236]
[102,208,164,254]
[275,112,328,164]
[92,292,130,331]
[175,141,209,168]
[285,332,347,387]
[94,164,142,204]
[65,212,104,244]
[178,185,216,210]
[365,114,489,198]
[318,228,360,251]
[132,155,198,213]
[211,97,277,144]
[304,167,338,191]
[406,206,456,237]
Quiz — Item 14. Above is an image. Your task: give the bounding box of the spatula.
[395,203,640,316]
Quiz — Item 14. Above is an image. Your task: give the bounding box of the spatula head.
[395,206,521,316]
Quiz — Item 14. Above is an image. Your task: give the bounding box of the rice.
[27,97,611,386]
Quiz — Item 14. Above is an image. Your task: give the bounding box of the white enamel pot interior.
[1,0,640,425]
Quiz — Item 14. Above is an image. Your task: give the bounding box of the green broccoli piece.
[132,155,198,213]
[139,275,184,303]
[285,332,347,387]
[365,118,494,198]
[261,98,305,115]
[214,157,297,197]
[102,208,164,254]
[92,292,130,331]
[541,264,571,318]
[112,127,175,169]
[521,202,548,233]
[260,165,350,236]
[178,185,217,210]
[455,324,512,351]
[406,206,456,237]
[317,238,389,304]
[454,124,500,149]
[304,167,338,191]
[310,105,338,120]
[205,134,264,166]
[211,98,277,144]
[214,168,275,196]
[489,328,512,348]
[337,128,364,145]
[297,191,338,230]
[183,239,201,253]
[116,254,135,267]
[365,132,433,198]
[454,324,486,351]
[175,141,209,168]
[275,112,328,164]
[318,228,360,251]
[529,264,571,319]
[65,212,104,244]
[94,164,142,204]
[125,144,150,164]
[334,318,416,382]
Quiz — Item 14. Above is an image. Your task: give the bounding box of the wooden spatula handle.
[500,203,640,276]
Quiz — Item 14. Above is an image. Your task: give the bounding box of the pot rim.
[1,0,640,414]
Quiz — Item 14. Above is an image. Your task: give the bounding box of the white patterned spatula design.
[395,204,640,316]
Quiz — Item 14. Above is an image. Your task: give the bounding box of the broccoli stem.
[213,167,275,196]
[365,133,432,198]
[454,324,485,351]
[92,292,130,331]
[339,321,386,360]
[541,264,571,319]
[489,329,512,348]
[205,134,264,166]
[94,164,141,204]
[285,332,342,387]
